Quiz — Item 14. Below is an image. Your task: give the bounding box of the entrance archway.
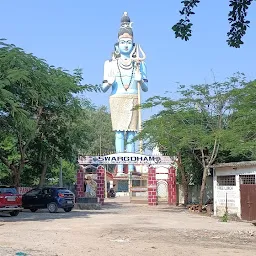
[77,153,176,206]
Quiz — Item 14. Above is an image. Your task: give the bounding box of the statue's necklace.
[117,59,134,91]
[119,58,132,69]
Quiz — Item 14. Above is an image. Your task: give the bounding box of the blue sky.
[1,1,256,120]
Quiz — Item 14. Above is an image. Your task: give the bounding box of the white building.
[212,161,256,221]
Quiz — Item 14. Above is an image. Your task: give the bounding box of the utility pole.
[105,165,108,199]
[99,134,102,156]
[59,158,63,187]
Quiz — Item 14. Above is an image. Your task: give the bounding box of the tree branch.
[173,0,253,48]
[23,106,43,152]
[209,137,218,165]
[0,154,16,173]
[172,0,200,41]
[211,142,220,164]
[0,155,11,169]
[200,148,206,168]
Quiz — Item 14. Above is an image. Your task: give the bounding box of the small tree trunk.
[19,157,25,179]
[12,168,21,188]
[182,180,189,206]
[14,146,26,188]
[180,165,189,206]
[177,152,189,206]
[199,167,208,212]
[0,156,21,188]
[39,162,49,188]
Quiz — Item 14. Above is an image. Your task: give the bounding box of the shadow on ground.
[0,201,130,223]
[0,202,190,223]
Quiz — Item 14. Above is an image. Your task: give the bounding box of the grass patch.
[221,212,228,222]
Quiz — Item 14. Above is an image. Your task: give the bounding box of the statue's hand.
[107,69,116,85]
[134,71,142,82]
[108,76,115,85]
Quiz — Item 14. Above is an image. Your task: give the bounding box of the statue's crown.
[118,12,133,39]
[121,12,131,24]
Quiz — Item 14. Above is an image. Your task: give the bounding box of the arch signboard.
[78,152,175,166]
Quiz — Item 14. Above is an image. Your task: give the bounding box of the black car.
[22,187,75,213]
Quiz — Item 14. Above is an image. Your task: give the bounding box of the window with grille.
[132,180,147,187]
[217,175,236,186]
[132,180,140,187]
[240,175,256,184]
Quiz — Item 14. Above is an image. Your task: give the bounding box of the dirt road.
[0,198,255,256]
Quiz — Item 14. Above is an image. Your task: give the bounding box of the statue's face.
[118,37,133,55]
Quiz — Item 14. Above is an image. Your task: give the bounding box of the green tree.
[34,103,115,187]
[139,74,244,209]
[135,108,190,205]
[172,0,254,48]
[136,106,204,205]
[81,106,115,155]
[0,40,100,187]
[0,162,11,184]
[28,98,84,187]
[224,80,256,158]
[49,160,77,187]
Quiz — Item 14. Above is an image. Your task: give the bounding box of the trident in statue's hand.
[130,44,146,82]
[130,44,146,67]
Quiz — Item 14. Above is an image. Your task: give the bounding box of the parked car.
[22,187,75,213]
[0,185,23,216]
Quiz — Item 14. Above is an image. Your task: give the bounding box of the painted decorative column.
[168,166,177,205]
[96,166,105,204]
[148,166,157,206]
[76,166,85,198]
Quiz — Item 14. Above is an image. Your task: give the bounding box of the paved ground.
[0,197,255,256]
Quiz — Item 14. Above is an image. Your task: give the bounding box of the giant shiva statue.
[102,12,148,176]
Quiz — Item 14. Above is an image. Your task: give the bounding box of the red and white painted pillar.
[96,166,105,204]
[148,166,157,206]
[168,166,177,205]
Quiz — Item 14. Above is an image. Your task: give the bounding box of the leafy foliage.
[172,0,254,48]
[79,106,115,155]
[0,39,114,186]
[225,80,256,157]
[138,73,247,207]
[172,0,200,42]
